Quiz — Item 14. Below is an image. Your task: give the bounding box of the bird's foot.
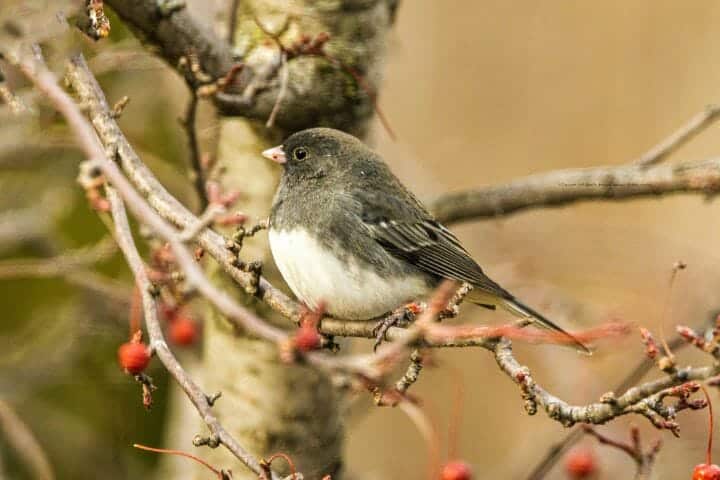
[372,303,424,352]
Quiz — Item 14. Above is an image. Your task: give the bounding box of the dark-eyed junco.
[262,128,589,353]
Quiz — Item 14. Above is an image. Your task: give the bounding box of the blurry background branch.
[0,400,55,480]
[0,237,115,278]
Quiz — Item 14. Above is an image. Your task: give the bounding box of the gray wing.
[352,186,511,299]
[366,217,513,300]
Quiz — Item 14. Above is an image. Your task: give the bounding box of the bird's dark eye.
[293,147,308,161]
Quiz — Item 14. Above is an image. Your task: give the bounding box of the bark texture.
[179,1,395,478]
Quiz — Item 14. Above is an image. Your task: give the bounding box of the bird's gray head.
[262,127,370,181]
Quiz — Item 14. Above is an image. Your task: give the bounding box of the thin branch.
[429,158,720,224]
[493,338,716,430]
[525,333,691,480]
[65,53,301,321]
[134,444,227,479]
[181,90,209,210]
[0,196,69,251]
[398,400,441,480]
[395,349,423,394]
[0,237,116,279]
[583,426,662,480]
[0,237,130,305]
[14,47,280,479]
[265,51,287,129]
[0,400,54,480]
[430,102,720,224]
[178,203,226,242]
[633,104,720,167]
[106,185,275,479]
[64,270,132,306]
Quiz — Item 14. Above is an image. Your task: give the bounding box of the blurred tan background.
[357,1,720,478]
[3,1,720,479]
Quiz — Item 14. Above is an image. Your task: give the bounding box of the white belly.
[268,228,429,319]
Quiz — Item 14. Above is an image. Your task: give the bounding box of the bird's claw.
[371,304,420,351]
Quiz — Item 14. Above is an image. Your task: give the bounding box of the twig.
[181,90,209,210]
[65,53,301,322]
[398,400,441,480]
[0,237,116,278]
[430,103,720,224]
[134,444,229,479]
[179,203,226,242]
[372,281,458,369]
[14,47,281,479]
[494,338,717,430]
[395,350,424,394]
[106,185,275,479]
[0,400,54,480]
[265,52,288,128]
[583,426,662,479]
[429,158,720,224]
[633,104,720,167]
[0,237,129,304]
[525,334,690,480]
[64,270,132,305]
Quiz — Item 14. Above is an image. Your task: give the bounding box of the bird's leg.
[372,303,424,351]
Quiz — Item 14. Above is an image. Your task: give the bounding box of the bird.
[262,127,590,353]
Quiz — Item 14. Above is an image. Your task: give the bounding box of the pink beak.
[262,145,286,164]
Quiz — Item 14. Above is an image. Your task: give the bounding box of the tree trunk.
[161,2,396,478]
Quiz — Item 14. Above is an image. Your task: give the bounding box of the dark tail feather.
[503,297,593,355]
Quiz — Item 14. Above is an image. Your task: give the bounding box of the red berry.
[694,464,720,480]
[440,460,473,480]
[294,325,321,352]
[169,317,199,346]
[118,341,151,374]
[564,448,597,479]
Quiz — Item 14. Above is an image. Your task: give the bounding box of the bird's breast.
[268,228,430,320]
